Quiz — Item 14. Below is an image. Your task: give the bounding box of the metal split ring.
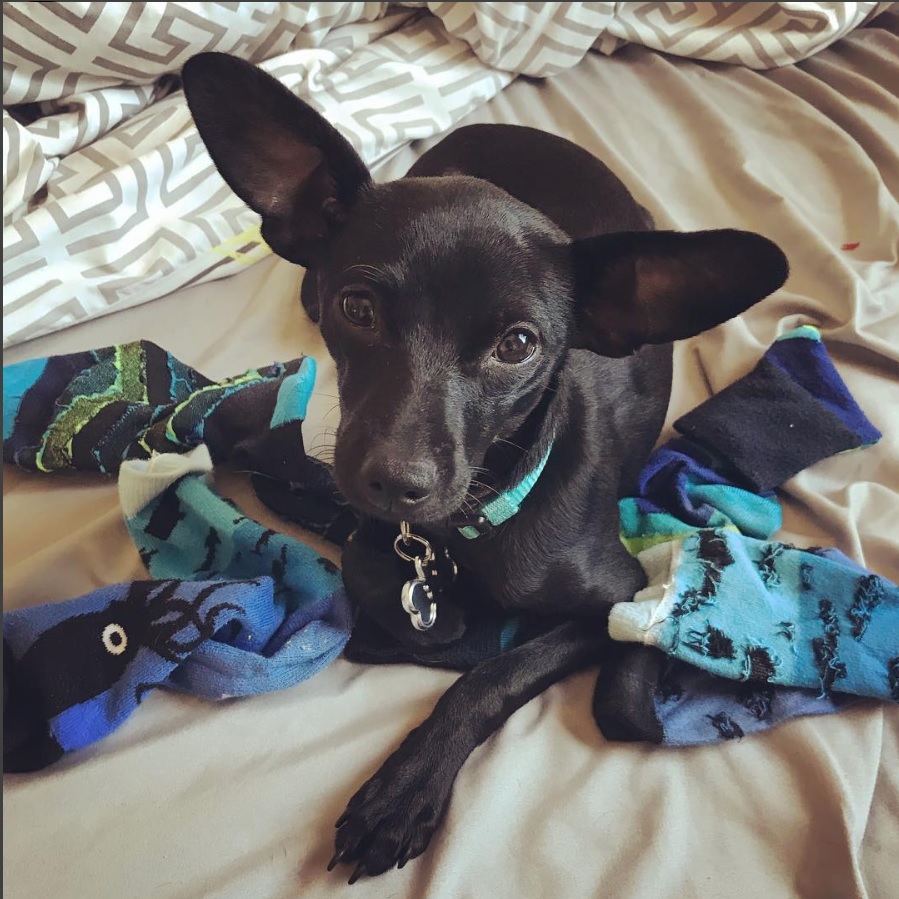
[393,521,434,564]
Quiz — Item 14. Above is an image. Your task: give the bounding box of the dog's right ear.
[182,52,371,267]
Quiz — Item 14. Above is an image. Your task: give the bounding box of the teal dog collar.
[458,442,553,539]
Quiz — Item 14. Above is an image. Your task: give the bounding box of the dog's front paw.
[328,745,451,883]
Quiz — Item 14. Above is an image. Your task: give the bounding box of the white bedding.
[4,9,899,899]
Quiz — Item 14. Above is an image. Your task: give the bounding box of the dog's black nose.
[361,458,437,512]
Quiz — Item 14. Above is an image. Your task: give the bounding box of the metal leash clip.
[394,521,438,631]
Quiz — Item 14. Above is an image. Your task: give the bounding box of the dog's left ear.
[182,52,371,267]
[571,229,789,356]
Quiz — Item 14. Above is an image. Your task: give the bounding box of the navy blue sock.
[674,326,881,492]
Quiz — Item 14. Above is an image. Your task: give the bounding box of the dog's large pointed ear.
[571,229,789,357]
[182,52,371,267]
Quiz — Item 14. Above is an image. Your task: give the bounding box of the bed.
[4,4,898,898]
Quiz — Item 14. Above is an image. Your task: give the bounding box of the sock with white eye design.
[4,577,270,772]
[3,445,352,773]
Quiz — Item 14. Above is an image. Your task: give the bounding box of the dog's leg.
[330,619,605,882]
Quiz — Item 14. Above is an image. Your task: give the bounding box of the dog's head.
[183,53,788,526]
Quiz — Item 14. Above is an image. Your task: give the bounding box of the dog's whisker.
[493,437,526,453]
[313,405,340,421]
[470,479,502,499]
[307,440,337,456]
[345,263,387,281]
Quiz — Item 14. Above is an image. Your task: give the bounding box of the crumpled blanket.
[3,1,891,347]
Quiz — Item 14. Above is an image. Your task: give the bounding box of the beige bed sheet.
[4,14,899,899]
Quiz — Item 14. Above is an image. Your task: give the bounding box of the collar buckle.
[446,513,492,536]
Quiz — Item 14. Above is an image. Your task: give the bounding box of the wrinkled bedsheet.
[3,0,892,346]
[4,10,899,899]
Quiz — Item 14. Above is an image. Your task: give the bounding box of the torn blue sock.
[649,657,857,745]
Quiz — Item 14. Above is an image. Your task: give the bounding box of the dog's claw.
[328,843,351,872]
[334,811,349,829]
[348,861,367,885]
[396,836,413,869]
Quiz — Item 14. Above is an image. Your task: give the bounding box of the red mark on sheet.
[841,242,860,251]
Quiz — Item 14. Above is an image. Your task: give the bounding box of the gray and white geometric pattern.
[3,1,892,347]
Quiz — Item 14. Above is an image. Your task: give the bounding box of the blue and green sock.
[594,326,888,745]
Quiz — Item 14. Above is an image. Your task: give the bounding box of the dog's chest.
[447,497,615,613]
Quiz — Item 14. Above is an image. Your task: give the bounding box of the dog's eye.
[494,328,538,364]
[342,293,375,329]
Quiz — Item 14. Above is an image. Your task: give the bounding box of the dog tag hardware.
[393,522,457,632]
[426,547,458,591]
[394,523,437,631]
[401,576,437,631]
[393,521,434,566]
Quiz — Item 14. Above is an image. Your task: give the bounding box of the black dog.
[182,52,788,882]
